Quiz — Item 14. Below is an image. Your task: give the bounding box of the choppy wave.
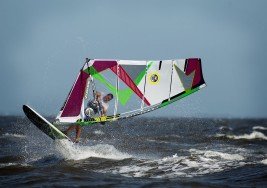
[219,126,233,131]
[55,140,131,160]
[0,162,30,168]
[190,149,244,161]
[261,159,267,165]
[100,149,246,178]
[216,131,267,140]
[146,139,170,144]
[227,131,267,140]
[253,126,267,130]
[0,163,18,167]
[0,133,26,139]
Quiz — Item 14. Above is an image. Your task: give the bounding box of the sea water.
[0,117,266,187]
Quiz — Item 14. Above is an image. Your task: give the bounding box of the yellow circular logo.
[148,72,160,85]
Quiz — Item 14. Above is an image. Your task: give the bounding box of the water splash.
[55,140,131,160]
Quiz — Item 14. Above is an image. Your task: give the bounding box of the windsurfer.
[64,92,113,142]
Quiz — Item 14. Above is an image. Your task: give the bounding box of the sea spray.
[55,140,131,160]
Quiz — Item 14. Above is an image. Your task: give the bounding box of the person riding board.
[64,92,113,142]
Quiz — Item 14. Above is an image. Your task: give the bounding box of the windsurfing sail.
[56,58,206,125]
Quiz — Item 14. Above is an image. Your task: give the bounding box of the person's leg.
[75,125,82,143]
[64,125,76,135]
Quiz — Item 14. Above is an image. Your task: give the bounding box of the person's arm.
[102,108,107,116]
[98,103,107,116]
[95,91,102,102]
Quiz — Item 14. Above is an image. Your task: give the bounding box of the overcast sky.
[0,0,266,118]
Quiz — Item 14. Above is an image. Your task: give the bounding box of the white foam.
[0,163,29,167]
[55,140,131,160]
[117,165,153,178]
[215,133,226,138]
[226,131,267,140]
[203,150,244,161]
[253,126,267,130]
[190,149,244,161]
[93,130,105,135]
[0,133,26,139]
[261,159,267,165]
[161,153,184,163]
[102,148,247,178]
[147,139,170,144]
[0,163,17,167]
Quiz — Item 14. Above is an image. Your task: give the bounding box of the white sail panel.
[143,60,173,105]
[119,60,147,65]
[170,59,187,98]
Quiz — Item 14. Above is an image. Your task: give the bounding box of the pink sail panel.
[110,65,151,106]
[185,58,205,88]
[61,70,89,117]
[93,60,150,106]
[93,60,117,72]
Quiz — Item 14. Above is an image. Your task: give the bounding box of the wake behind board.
[23,105,70,141]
